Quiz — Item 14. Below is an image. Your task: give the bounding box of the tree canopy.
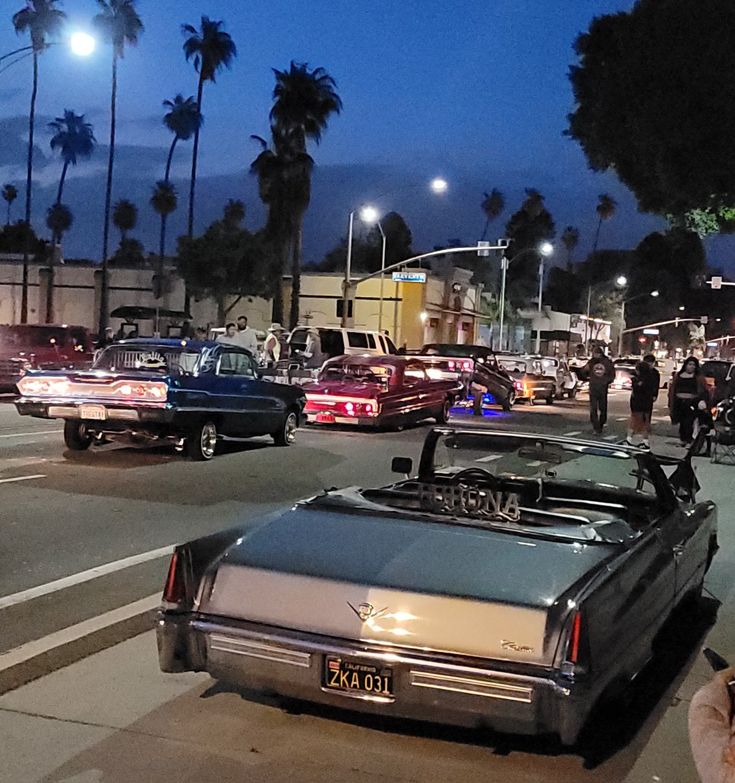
[568,0,735,226]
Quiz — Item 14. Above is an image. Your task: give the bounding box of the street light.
[534,242,554,353]
[618,289,660,356]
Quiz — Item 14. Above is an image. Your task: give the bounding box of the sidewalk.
[0,451,732,783]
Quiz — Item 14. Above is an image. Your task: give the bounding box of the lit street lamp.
[534,241,554,353]
[584,275,628,351]
[618,288,660,356]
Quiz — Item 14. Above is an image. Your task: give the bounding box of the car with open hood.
[301,354,462,428]
[15,338,305,459]
[157,428,717,745]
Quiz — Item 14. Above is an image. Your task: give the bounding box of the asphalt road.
[1,391,730,782]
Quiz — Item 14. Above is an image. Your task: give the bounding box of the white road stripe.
[475,454,502,462]
[0,429,61,439]
[526,460,544,467]
[0,545,174,610]
[616,417,627,422]
[603,434,619,441]
[563,430,582,436]
[0,474,45,485]
[0,592,159,672]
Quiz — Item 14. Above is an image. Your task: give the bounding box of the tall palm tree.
[45,202,72,322]
[112,198,137,242]
[2,184,18,225]
[268,61,342,328]
[12,0,66,323]
[223,198,245,229]
[93,0,143,332]
[181,16,236,239]
[150,180,177,298]
[48,109,96,205]
[591,193,617,255]
[480,188,505,240]
[561,225,580,270]
[162,94,201,182]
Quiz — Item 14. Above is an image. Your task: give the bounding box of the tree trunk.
[21,50,39,324]
[56,160,69,206]
[271,239,288,324]
[164,136,178,183]
[185,76,205,315]
[6,201,10,226]
[99,53,118,334]
[45,242,56,324]
[480,217,490,241]
[217,296,226,326]
[156,212,167,299]
[591,217,603,256]
[289,219,303,329]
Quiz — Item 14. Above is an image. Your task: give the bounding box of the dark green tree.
[561,226,580,270]
[162,94,201,183]
[48,110,96,206]
[93,0,144,331]
[480,188,504,240]
[591,194,616,255]
[2,184,18,226]
[112,198,137,242]
[568,0,735,225]
[12,0,66,323]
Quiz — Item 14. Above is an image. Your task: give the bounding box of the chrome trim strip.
[46,405,141,421]
[209,633,312,668]
[409,670,533,703]
[319,687,394,704]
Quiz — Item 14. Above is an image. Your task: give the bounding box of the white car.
[288,327,397,359]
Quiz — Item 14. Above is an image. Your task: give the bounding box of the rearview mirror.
[391,457,413,475]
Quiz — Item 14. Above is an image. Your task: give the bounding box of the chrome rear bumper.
[158,611,592,745]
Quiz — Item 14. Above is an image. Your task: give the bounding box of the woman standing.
[669,357,709,445]
[626,360,658,448]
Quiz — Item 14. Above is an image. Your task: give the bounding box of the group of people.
[583,346,713,449]
[216,315,289,365]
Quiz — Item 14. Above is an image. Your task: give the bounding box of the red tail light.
[561,609,590,679]
[163,550,186,605]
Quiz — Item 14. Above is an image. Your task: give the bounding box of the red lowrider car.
[303,355,463,429]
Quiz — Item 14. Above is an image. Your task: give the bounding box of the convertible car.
[157,429,717,744]
[15,338,305,460]
[301,355,462,428]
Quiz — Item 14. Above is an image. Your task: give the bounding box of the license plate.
[324,657,394,698]
[316,412,336,424]
[79,404,106,421]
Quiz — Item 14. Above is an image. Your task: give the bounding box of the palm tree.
[268,62,342,328]
[150,180,177,297]
[480,188,505,240]
[592,193,617,256]
[48,110,96,205]
[223,198,245,229]
[181,16,236,239]
[162,94,201,182]
[561,226,580,270]
[12,0,66,323]
[93,0,143,332]
[2,184,18,225]
[45,202,72,322]
[112,198,137,242]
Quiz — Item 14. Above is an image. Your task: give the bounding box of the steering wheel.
[449,467,501,489]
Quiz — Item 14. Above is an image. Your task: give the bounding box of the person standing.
[263,323,285,366]
[584,347,615,434]
[626,360,657,448]
[96,327,115,350]
[669,356,709,445]
[235,315,258,357]
[302,327,325,369]
[216,323,239,346]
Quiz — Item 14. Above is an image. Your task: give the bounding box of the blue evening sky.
[1,1,731,268]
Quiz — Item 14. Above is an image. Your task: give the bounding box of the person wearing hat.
[263,323,285,366]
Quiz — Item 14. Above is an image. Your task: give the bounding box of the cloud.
[0,114,50,169]
[0,88,23,102]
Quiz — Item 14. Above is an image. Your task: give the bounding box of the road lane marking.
[0,429,61,439]
[603,434,619,441]
[0,592,159,674]
[616,417,627,422]
[0,545,173,610]
[475,454,502,462]
[563,430,582,436]
[526,460,544,467]
[0,474,46,485]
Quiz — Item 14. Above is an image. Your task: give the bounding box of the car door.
[217,350,283,436]
[402,361,435,420]
[662,502,714,601]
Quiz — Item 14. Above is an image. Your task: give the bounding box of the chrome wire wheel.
[274,411,298,446]
[200,422,218,459]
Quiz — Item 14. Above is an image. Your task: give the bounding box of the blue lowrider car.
[15,338,305,460]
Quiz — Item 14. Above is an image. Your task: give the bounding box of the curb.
[0,593,159,695]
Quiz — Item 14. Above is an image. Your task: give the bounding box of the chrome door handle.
[673,544,685,558]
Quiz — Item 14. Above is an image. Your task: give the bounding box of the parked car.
[0,323,94,392]
[416,344,515,411]
[302,355,461,429]
[15,338,305,460]
[158,428,716,745]
[612,364,636,390]
[288,327,397,359]
[496,356,556,404]
[535,356,579,399]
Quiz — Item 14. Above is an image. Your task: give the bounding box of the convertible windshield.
[432,431,655,496]
[94,344,204,375]
[320,364,392,386]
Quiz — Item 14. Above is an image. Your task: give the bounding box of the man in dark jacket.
[584,347,615,434]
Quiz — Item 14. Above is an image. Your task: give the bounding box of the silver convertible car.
[157,429,717,745]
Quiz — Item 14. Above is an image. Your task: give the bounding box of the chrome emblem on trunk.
[348,602,388,623]
[501,639,534,653]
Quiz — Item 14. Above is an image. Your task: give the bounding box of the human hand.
[689,667,735,782]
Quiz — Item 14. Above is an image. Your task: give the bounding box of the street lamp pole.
[617,298,626,357]
[498,255,508,351]
[535,255,545,354]
[376,221,387,332]
[340,210,355,328]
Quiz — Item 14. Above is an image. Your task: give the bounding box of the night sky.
[1,0,732,269]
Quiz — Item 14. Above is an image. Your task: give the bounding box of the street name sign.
[392,271,427,283]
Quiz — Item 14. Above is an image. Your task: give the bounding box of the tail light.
[162,549,189,609]
[560,609,590,679]
[513,381,523,391]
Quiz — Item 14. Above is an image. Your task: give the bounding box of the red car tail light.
[162,550,187,607]
[561,609,590,679]
[17,376,68,396]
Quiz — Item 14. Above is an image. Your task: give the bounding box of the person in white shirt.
[217,323,240,346]
[235,315,258,356]
[263,323,285,366]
